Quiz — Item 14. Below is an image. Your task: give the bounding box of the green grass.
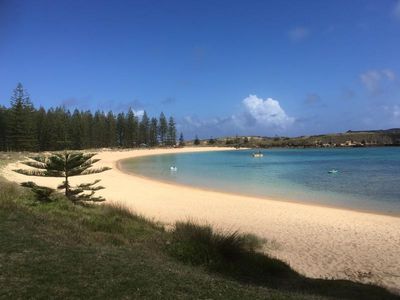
[168,221,264,266]
[0,178,398,300]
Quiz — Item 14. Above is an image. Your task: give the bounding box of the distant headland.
[189,128,400,148]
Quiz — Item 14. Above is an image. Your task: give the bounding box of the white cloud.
[134,109,145,118]
[360,69,396,93]
[183,116,202,128]
[242,95,294,129]
[288,27,309,42]
[179,95,294,137]
[394,0,400,19]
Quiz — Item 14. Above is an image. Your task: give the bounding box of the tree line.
[0,83,180,151]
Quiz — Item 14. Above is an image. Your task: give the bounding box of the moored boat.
[252,151,263,158]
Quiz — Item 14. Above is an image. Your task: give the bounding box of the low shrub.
[168,221,264,267]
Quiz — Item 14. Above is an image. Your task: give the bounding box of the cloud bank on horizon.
[179,95,295,138]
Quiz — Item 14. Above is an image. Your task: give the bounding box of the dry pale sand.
[2,147,400,293]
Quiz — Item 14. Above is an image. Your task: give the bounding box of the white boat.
[252,151,263,158]
[328,169,338,174]
[170,166,178,171]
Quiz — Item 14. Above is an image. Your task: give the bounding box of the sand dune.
[3,147,400,293]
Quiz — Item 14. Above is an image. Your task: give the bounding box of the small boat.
[252,151,263,158]
[328,169,338,174]
[170,166,178,171]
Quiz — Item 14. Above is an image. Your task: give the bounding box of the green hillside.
[192,128,400,148]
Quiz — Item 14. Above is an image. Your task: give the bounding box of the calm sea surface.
[120,148,400,215]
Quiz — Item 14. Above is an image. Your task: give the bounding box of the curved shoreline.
[2,147,400,293]
[116,151,400,218]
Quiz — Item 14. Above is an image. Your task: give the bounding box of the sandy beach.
[2,147,400,293]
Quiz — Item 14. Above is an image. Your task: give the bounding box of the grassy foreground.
[0,178,398,299]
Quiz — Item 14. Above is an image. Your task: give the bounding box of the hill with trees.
[190,130,400,148]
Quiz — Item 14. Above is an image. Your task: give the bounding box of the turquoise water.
[121,148,400,215]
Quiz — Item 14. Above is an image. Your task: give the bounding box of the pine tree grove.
[0,84,179,151]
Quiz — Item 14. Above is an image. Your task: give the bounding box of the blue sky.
[0,0,399,138]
